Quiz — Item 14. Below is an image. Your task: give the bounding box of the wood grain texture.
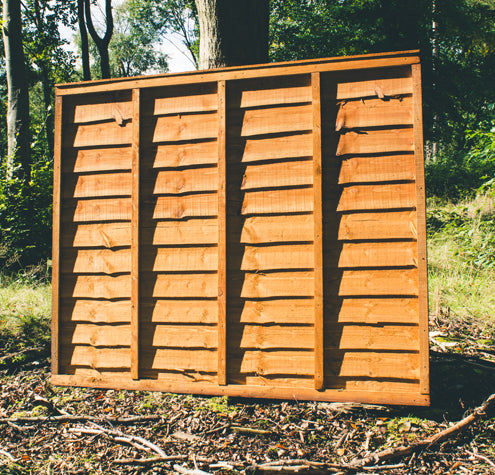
[66,323,131,346]
[412,63,430,395]
[336,76,412,100]
[152,141,218,168]
[241,271,314,298]
[149,325,218,349]
[64,274,131,299]
[150,219,218,245]
[151,112,217,142]
[73,101,132,124]
[336,128,414,155]
[145,299,218,323]
[237,299,314,324]
[65,173,131,198]
[63,222,131,248]
[70,198,132,222]
[143,247,217,272]
[336,241,417,268]
[217,79,227,386]
[241,244,313,270]
[241,215,313,243]
[235,350,313,376]
[153,167,218,194]
[149,273,217,298]
[68,121,133,148]
[240,160,313,190]
[336,96,412,129]
[242,188,313,215]
[143,348,217,372]
[338,211,417,240]
[335,298,418,324]
[153,194,217,219]
[339,154,415,184]
[52,94,63,375]
[69,147,132,173]
[240,133,313,162]
[62,346,130,369]
[232,104,312,137]
[153,84,217,115]
[337,183,416,211]
[236,325,313,350]
[61,248,131,274]
[61,299,131,323]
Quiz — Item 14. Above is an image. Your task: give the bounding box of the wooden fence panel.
[53,51,429,406]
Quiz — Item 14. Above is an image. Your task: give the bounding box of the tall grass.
[427,193,495,334]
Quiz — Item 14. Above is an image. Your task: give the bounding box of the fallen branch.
[466,450,495,469]
[0,414,161,424]
[114,455,188,465]
[0,347,43,363]
[347,393,495,470]
[0,448,16,462]
[173,464,212,475]
[70,422,167,457]
[231,426,272,436]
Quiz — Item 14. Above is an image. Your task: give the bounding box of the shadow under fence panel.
[52,51,429,406]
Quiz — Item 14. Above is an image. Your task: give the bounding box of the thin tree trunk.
[84,0,113,79]
[78,0,91,81]
[2,0,31,182]
[195,0,269,69]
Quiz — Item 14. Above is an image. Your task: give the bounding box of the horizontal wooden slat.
[241,271,314,298]
[339,154,415,184]
[61,299,131,323]
[326,351,419,379]
[147,273,217,298]
[144,299,218,324]
[235,375,314,388]
[338,211,417,240]
[232,104,312,137]
[153,167,218,194]
[336,96,412,129]
[153,86,217,115]
[143,247,217,272]
[63,346,129,369]
[148,219,218,245]
[143,348,217,372]
[151,141,218,168]
[67,324,131,346]
[326,324,419,351]
[337,183,416,211]
[241,244,313,270]
[241,215,313,243]
[148,325,217,348]
[68,147,132,173]
[62,248,131,274]
[336,76,412,100]
[62,222,131,248]
[236,299,314,324]
[68,198,132,222]
[153,194,217,219]
[73,101,132,124]
[63,274,131,299]
[336,241,417,268]
[68,121,133,148]
[65,173,131,198]
[239,133,313,162]
[336,298,418,324]
[234,350,314,376]
[151,112,217,142]
[238,86,311,109]
[235,325,313,350]
[242,188,313,215]
[335,268,418,296]
[240,160,312,190]
[341,379,420,394]
[336,128,414,155]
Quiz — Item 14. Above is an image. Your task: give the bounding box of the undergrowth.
[427,192,495,334]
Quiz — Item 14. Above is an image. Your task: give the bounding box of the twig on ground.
[0,347,43,363]
[231,426,272,436]
[114,455,188,465]
[0,448,16,462]
[173,463,212,475]
[466,450,495,468]
[0,414,161,424]
[69,422,167,457]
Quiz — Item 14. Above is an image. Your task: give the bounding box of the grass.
[0,268,51,354]
[427,192,495,334]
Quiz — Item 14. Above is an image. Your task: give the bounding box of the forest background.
[1,0,495,329]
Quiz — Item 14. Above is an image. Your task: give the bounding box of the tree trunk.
[78,0,91,81]
[195,0,269,69]
[2,0,31,182]
[84,0,113,79]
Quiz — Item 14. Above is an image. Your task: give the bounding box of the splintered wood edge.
[412,63,430,396]
[55,53,420,95]
[51,374,430,406]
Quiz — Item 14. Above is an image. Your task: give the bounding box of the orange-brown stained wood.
[54,52,429,406]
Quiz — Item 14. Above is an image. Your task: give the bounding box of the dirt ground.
[1,314,494,474]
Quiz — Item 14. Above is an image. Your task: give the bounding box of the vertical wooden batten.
[51,94,63,375]
[217,80,227,385]
[131,88,141,380]
[412,63,430,395]
[312,72,324,390]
